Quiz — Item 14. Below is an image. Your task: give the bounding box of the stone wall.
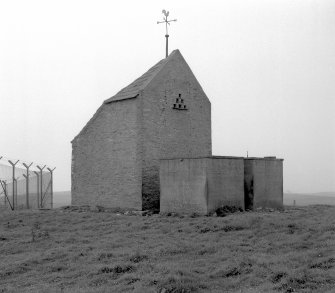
[71,98,142,209]
[141,51,212,209]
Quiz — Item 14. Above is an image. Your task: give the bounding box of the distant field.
[284,192,335,206]
[0,205,334,292]
[53,191,71,208]
[0,191,71,209]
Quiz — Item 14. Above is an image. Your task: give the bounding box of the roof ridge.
[104,50,180,104]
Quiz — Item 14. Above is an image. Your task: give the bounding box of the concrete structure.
[160,157,244,214]
[244,157,284,210]
[71,50,211,210]
[160,156,284,214]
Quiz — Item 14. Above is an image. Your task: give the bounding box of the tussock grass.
[0,205,334,292]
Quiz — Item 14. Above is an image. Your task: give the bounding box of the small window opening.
[172,93,187,110]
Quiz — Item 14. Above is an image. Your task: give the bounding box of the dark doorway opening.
[244,178,254,210]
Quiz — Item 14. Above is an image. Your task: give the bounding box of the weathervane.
[157,10,177,58]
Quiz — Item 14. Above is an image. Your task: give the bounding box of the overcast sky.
[1,0,334,193]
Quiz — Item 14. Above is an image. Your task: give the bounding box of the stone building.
[71,50,212,210]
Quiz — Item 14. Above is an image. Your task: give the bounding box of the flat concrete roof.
[245,157,284,161]
[160,156,283,161]
[160,156,243,161]
[211,156,244,159]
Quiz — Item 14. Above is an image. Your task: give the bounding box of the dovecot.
[71,50,211,210]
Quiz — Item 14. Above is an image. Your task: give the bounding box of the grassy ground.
[0,205,334,293]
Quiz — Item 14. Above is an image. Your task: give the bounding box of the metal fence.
[0,156,55,210]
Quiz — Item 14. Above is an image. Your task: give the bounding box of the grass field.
[51,191,335,208]
[0,205,335,293]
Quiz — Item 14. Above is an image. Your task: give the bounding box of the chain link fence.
[0,156,55,210]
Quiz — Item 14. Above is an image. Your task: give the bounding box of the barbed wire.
[0,155,55,210]
[0,155,55,170]
[0,156,55,183]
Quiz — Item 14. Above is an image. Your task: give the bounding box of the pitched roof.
[104,50,180,104]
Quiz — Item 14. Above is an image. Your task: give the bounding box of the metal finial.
[157,10,177,58]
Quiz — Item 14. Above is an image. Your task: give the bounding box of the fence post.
[3,180,6,207]
[0,157,4,207]
[22,162,33,209]
[47,167,56,209]
[0,180,13,210]
[14,178,18,207]
[36,165,46,208]
[22,174,28,208]
[8,160,19,210]
[0,156,2,203]
[34,171,40,208]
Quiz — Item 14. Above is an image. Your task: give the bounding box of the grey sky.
[1,0,334,193]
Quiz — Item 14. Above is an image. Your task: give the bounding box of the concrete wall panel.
[160,157,244,214]
[207,158,244,212]
[160,158,208,214]
[244,158,283,209]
